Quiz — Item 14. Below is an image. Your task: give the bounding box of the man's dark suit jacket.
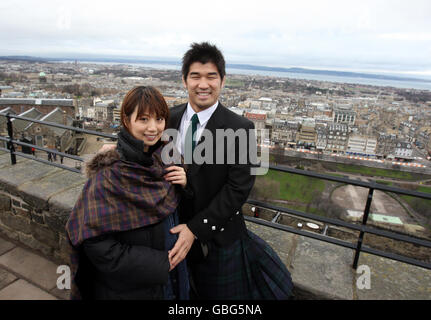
[168,103,257,250]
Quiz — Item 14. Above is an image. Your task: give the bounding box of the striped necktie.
[184,113,199,162]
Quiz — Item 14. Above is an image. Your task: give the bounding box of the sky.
[1,0,431,78]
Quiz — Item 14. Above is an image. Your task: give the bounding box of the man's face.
[183,62,225,112]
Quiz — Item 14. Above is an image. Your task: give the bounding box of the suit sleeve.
[82,234,170,286]
[187,121,257,242]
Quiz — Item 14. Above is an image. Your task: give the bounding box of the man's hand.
[168,224,195,271]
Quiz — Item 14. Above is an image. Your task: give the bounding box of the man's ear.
[221,76,226,88]
[182,76,187,88]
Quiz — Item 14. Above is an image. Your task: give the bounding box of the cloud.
[0,0,430,74]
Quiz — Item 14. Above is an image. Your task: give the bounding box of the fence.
[1,112,431,270]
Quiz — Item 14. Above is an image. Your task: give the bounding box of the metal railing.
[0,113,116,173]
[1,112,431,271]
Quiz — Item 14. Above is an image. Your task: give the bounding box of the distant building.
[333,107,356,125]
[244,109,267,130]
[346,135,377,156]
[39,72,47,83]
[0,98,76,117]
[316,125,328,151]
[326,123,349,154]
[297,121,316,149]
[25,107,74,152]
[376,133,397,158]
[0,86,14,97]
[394,141,413,159]
[244,109,267,144]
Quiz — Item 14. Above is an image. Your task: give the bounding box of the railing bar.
[244,215,357,250]
[247,199,363,231]
[353,188,375,269]
[245,216,431,270]
[6,113,16,165]
[360,245,431,270]
[362,225,431,248]
[247,199,431,248]
[0,114,117,139]
[13,151,82,174]
[8,138,84,162]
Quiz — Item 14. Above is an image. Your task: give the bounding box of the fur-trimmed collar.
[85,149,121,178]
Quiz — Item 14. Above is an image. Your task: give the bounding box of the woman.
[66,86,190,300]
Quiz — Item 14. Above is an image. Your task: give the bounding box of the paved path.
[0,235,69,300]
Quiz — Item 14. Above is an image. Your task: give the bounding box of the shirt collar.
[186,101,219,126]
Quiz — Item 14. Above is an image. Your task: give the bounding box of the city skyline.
[1,0,430,78]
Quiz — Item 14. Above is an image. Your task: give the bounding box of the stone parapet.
[0,153,85,265]
[0,152,430,299]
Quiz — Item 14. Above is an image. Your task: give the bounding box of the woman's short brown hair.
[120,86,169,131]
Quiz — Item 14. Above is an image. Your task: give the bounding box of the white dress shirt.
[176,101,219,156]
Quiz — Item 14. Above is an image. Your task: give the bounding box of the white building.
[347,135,377,156]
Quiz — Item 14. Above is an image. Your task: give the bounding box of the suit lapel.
[169,104,187,130]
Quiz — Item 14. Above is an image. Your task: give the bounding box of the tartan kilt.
[190,230,294,300]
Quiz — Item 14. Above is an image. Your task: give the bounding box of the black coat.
[168,103,256,257]
[79,220,169,300]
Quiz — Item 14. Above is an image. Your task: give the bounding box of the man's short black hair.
[182,42,226,80]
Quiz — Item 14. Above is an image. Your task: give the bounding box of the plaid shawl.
[65,145,180,299]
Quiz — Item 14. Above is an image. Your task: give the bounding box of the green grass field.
[335,164,427,181]
[224,79,245,88]
[256,169,325,203]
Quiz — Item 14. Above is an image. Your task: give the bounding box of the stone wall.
[0,191,72,265]
[0,152,85,266]
[1,151,430,300]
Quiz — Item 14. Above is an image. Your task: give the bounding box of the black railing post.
[6,113,16,165]
[353,187,374,269]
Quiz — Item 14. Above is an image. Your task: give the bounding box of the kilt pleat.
[191,230,294,300]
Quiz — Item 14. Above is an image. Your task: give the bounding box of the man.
[168,42,293,299]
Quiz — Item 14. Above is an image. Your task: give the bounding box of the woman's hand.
[164,166,187,187]
[98,144,116,153]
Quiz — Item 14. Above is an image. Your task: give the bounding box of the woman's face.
[126,105,165,151]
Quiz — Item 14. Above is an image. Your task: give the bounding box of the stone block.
[11,199,20,207]
[0,268,17,291]
[54,235,72,265]
[356,252,431,300]
[0,210,31,234]
[0,222,20,242]
[17,233,54,258]
[44,211,69,234]
[30,221,59,249]
[0,160,59,198]
[22,204,32,211]
[0,194,11,211]
[18,171,85,211]
[0,247,60,291]
[0,237,16,255]
[31,211,45,224]
[0,153,27,169]
[48,184,85,215]
[0,279,57,300]
[12,207,31,219]
[290,236,355,300]
[245,220,295,267]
